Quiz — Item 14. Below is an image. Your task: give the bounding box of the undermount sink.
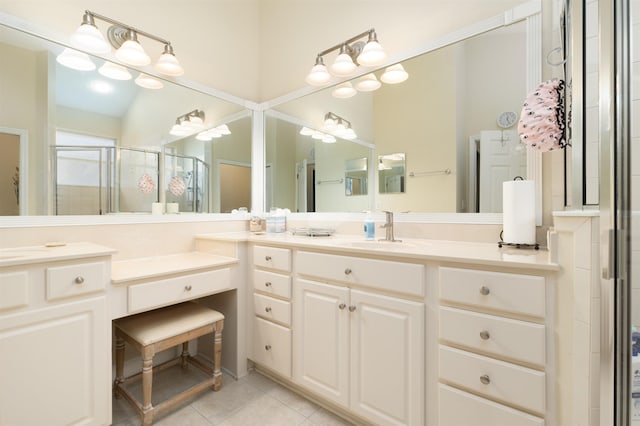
[339,240,420,250]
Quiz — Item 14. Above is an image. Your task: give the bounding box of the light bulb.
[355,73,381,91]
[381,63,409,84]
[70,14,110,54]
[332,82,357,99]
[357,32,387,67]
[116,31,151,66]
[135,73,164,89]
[305,56,331,85]
[56,48,96,71]
[155,45,184,76]
[98,61,132,80]
[331,53,357,76]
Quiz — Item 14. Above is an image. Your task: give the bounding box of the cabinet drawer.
[253,245,291,272]
[297,251,424,297]
[253,269,291,299]
[439,267,545,318]
[0,271,29,310]
[128,268,230,314]
[254,293,291,326]
[439,345,545,414]
[46,261,107,301]
[439,306,545,367]
[252,317,291,378]
[439,384,544,426]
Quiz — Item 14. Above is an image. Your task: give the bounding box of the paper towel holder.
[498,230,540,250]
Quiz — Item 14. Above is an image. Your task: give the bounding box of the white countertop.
[111,252,238,284]
[0,242,116,268]
[196,232,559,271]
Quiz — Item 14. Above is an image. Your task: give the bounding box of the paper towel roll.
[502,180,536,244]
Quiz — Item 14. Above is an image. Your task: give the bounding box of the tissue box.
[266,216,286,233]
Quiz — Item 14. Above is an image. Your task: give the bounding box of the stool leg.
[212,320,224,391]
[113,335,125,398]
[180,342,189,368]
[141,353,154,426]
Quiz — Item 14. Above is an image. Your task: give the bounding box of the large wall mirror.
[0,22,252,216]
[265,2,541,220]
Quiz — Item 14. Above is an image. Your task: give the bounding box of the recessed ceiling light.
[89,80,113,94]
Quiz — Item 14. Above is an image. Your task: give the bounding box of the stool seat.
[115,302,225,346]
[113,301,224,425]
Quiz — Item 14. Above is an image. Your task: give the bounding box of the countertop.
[0,242,116,268]
[111,252,238,284]
[196,232,559,271]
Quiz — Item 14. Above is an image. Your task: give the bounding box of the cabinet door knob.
[480,374,491,385]
[265,255,272,261]
[344,268,352,275]
[265,344,272,351]
[338,303,346,310]
[480,286,490,295]
[479,330,490,340]
[265,306,272,313]
[265,281,272,287]
[349,305,356,312]
[185,285,192,291]
[74,276,85,284]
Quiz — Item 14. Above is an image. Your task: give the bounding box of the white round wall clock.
[497,111,517,129]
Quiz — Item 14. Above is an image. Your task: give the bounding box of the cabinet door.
[0,296,110,426]
[294,279,350,407]
[349,289,425,426]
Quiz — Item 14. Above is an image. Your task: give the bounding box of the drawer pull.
[184,285,192,291]
[479,330,490,340]
[349,305,356,312]
[338,303,346,310]
[265,281,272,287]
[265,255,272,261]
[74,276,85,284]
[265,344,272,351]
[265,306,272,313]
[479,286,491,295]
[345,268,352,275]
[480,374,491,385]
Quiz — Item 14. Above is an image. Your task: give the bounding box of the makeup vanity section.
[0,235,557,426]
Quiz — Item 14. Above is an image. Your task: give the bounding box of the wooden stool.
[113,302,224,425]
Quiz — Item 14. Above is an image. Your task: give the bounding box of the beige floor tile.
[191,376,263,424]
[217,394,306,426]
[305,407,355,426]
[155,405,212,426]
[268,383,320,417]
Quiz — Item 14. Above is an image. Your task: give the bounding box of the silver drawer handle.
[265,344,272,351]
[265,255,272,261]
[480,286,490,296]
[479,330,490,340]
[265,281,272,287]
[74,276,85,284]
[344,268,352,275]
[338,303,346,310]
[265,307,272,313]
[185,285,192,291]
[349,305,356,312]
[480,374,491,385]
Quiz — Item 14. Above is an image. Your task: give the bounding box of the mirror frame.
[0,1,541,227]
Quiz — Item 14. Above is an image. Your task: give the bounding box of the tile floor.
[112,367,354,426]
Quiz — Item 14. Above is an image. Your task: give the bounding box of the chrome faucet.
[380,211,402,242]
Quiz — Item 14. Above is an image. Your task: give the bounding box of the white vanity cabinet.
[294,250,425,426]
[0,256,111,426]
[249,245,293,378]
[438,266,550,426]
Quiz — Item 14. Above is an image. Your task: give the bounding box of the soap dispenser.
[364,211,375,240]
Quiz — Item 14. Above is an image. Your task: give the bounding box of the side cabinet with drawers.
[438,266,551,426]
[294,250,425,426]
[249,245,293,377]
[0,257,112,426]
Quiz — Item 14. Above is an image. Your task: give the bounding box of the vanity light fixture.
[170,110,206,136]
[305,28,386,86]
[322,112,357,140]
[380,63,409,84]
[69,10,184,76]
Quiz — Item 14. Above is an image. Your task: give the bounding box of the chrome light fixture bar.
[305,28,387,86]
[70,10,184,77]
[299,112,357,143]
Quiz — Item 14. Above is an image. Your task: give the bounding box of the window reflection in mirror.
[0,22,251,215]
[345,157,368,196]
[378,153,405,194]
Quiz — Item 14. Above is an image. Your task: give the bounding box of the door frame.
[0,127,28,215]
